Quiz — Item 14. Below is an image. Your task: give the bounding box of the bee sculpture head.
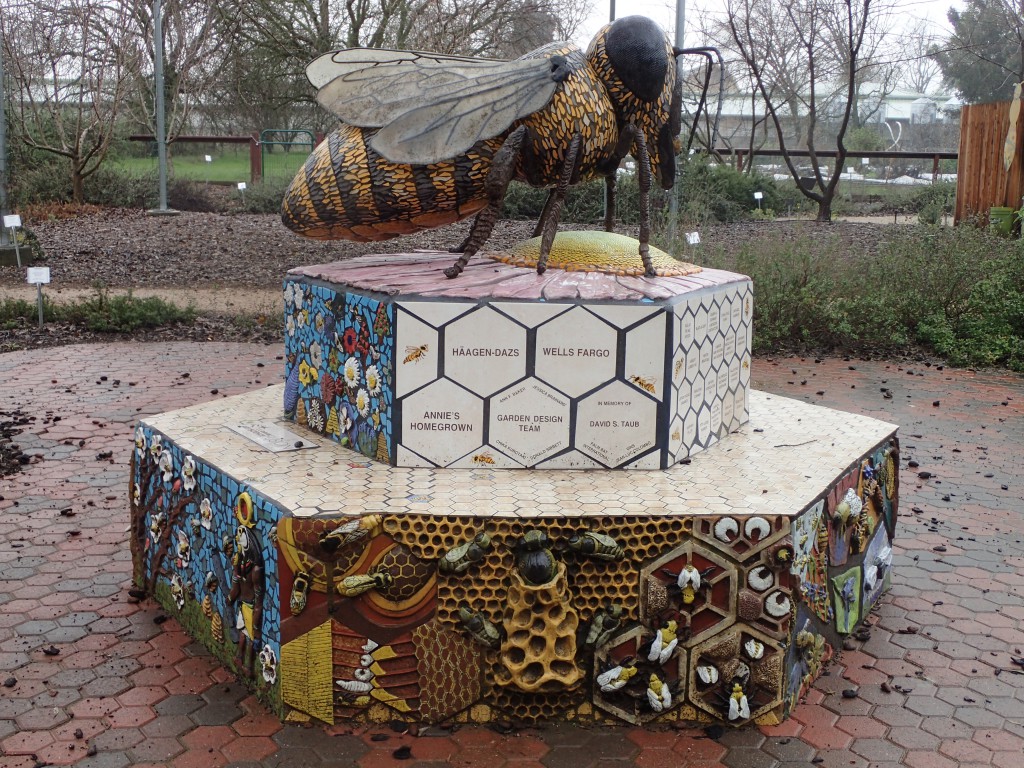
[587,15,683,188]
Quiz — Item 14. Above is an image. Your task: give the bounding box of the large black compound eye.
[604,16,669,102]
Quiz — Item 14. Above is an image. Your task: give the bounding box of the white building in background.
[694,80,959,150]
[856,86,961,125]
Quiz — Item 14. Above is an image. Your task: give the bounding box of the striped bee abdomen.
[281,124,501,242]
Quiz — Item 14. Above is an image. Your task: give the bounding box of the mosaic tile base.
[283,253,753,469]
[132,386,898,726]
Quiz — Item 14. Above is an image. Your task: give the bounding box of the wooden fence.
[956,96,1024,223]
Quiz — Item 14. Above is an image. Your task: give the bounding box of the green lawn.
[112,149,307,184]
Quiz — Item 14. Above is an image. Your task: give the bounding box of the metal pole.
[12,227,21,267]
[667,0,685,249]
[675,0,685,49]
[0,22,10,247]
[36,283,43,328]
[153,0,169,211]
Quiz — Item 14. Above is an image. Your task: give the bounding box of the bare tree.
[899,18,941,94]
[725,0,898,221]
[123,0,232,139]
[2,0,139,202]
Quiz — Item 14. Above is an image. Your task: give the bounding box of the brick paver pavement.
[1,343,1021,767]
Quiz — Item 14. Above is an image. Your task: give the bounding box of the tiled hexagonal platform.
[283,252,752,469]
[131,383,898,727]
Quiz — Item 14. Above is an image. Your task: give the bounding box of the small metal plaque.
[4,214,22,229]
[227,421,312,452]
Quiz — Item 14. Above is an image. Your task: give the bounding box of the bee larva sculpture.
[281,15,685,278]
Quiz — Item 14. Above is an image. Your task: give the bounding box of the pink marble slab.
[288,251,748,302]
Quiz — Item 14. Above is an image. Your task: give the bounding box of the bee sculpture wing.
[308,49,563,164]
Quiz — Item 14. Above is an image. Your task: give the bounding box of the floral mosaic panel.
[130,426,282,709]
[283,279,395,463]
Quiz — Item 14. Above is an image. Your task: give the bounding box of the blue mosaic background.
[133,426,281,690]
[283,279,395,463]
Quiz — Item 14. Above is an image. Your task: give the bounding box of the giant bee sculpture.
[282,16,700,278]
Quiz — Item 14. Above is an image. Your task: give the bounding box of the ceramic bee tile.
[783,604,833,717]
[830,565,863,635]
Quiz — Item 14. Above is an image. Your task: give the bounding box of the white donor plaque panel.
[535,307,617,397]
[444,308,526,397]
[401,378,483,466]
[490,380,570,465]
[576,380,658,467]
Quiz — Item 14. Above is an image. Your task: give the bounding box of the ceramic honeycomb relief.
[132,251,897,727]
[285,255,752,469]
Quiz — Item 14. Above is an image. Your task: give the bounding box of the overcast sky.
[576,0,963,48]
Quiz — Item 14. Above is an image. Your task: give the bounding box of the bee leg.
[444,126,529,279]
[632,127,656,277]
[604,173,617,232]
[599,127,637,233]
[536,132,583,275]
[449,222,475,254]
[532,190,559,238]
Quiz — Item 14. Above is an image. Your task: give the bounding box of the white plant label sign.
[27,267,50,285]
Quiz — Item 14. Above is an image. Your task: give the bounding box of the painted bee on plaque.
[282,16,687,278]
[628,374,657,394]
[402,344,429,364]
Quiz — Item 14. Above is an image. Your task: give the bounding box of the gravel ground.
[1,209,898,289]
[0,208,899,350]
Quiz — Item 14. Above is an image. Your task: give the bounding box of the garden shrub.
[700,223,1024,370]
[910,181,955,223]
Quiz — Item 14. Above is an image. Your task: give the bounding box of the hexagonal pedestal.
[131,383,898,727]
[283,252,752,469]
